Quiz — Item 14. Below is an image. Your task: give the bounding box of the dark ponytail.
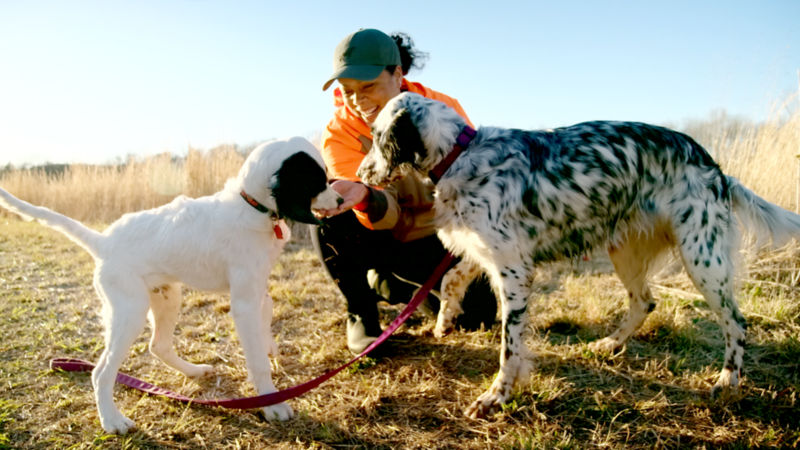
[388,32,428,76]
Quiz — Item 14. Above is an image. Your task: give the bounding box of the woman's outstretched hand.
[314,180,369,217]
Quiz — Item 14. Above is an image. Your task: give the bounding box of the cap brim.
[322,65,387,91]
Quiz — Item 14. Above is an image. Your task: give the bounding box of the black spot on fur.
[680,208,693,224]
[271,152,327,225]
[507,306,527,326]
[523,188,542,219]
[380,108,427,171]
[734,312,748,329]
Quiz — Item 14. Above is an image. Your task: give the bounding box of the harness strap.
[240,190,273,215]
[240,190,285,239]
[429,125,477,184]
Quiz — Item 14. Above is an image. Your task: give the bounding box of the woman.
[314,28,497,354]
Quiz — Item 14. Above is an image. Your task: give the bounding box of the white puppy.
[0,137,341,434]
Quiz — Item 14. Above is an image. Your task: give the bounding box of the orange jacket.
[321,80,473,241]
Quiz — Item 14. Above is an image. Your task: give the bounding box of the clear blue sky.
[1,1,798,166]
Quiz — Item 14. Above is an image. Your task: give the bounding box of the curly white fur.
[0,136,341,433]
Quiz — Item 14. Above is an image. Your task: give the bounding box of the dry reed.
[2,96,799,224]
[700,93,800,210]
[0,145,244,223]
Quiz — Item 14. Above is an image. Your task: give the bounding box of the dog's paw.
[433,311,457,338]
[433,322,454,338]
[711,367,742,401]
[184,363,214,378]
[99,412,136,434]
[261,402,294,421]
[588,337,622,354]
[465,391,504,419]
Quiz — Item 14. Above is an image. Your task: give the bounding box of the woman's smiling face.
[338,66,403,124]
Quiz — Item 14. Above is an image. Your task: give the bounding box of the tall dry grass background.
[697,94,800,210]
[1,144,246,224]
[1,96,798,225]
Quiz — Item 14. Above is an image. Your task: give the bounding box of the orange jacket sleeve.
[321,80,472,232]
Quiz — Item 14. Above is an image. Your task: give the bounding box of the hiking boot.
[346,313,382,355]
[367,269,440,318]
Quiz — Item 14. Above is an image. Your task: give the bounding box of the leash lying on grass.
[50,253,456,410]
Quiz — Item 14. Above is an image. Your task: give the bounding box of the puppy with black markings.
[0,137,342,434]
[358,92,800,418]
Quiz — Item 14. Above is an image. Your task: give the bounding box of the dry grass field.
[1,103,799,448]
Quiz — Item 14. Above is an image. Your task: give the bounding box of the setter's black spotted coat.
[358,92,800,418]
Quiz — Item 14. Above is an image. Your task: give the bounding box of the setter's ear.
[377,108,427,170]
[270,151,326,225]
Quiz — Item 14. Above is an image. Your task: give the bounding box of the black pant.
[310,211,497,332]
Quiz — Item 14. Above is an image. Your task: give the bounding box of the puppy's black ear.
[271,152,327,225]
[381,108,427,169]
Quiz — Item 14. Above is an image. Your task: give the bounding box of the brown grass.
[0,145,244,223]
[687,93,800,210]
[1,101,800,448]
[2,222,798,448]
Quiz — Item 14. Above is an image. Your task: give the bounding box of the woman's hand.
[314,180,369,217]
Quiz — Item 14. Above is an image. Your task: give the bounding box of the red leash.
[50,253,455,410]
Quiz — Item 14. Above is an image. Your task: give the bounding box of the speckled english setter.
[357,92,800,418]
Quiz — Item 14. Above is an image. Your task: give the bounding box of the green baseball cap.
[322,29,401,91]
